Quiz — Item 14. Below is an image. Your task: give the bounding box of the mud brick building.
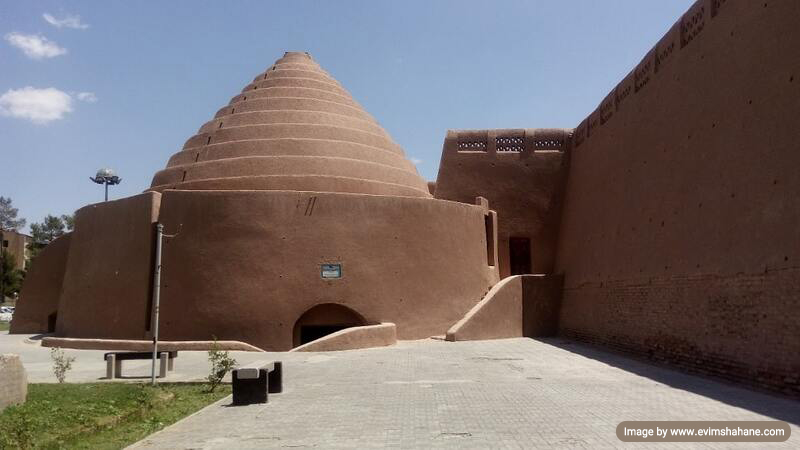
[13,0,800,396]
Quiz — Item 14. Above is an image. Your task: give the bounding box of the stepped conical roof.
[150,52,430,198]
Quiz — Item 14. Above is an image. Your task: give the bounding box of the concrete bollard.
[268,361,283,393]
[159,352,168,378]
[105,354,116,379]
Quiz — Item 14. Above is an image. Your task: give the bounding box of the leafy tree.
[1,250,24,298]
[0,197,26,301]
[0,196,26,231]
[27,214,75,261]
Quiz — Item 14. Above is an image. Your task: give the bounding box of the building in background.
[1,230,30,271]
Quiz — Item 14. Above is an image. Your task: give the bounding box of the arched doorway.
[293,303,366,347]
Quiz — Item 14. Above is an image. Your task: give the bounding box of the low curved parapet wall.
[290,323,396,352]
[446,274,563,341]
[41,337,264,352]
[0,354,27,411]
[446,276,523,341]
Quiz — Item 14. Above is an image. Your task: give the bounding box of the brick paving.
[126,337,799,449]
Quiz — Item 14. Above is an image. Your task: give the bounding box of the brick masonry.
[555,0,800,396]
[559,268,800,397]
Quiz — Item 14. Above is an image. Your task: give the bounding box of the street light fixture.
[90,168,122,202]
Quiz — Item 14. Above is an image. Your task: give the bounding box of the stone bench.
[104,351,178,379]
[232,361,283,405]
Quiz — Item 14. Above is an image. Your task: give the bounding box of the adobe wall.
[155,189,498,350]
[446,275,524,342]
[521,274,562,337]
[446,274,563,341]
[41,337,264,352]
[555,0,800,395]
[434,128,570,277]
[10,234,72,334]
[55,192,161,339]
[290,323,397,352]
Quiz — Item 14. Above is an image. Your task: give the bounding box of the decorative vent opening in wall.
[458,140,488,152]
[533,139,563,151]
[496,136,524,153]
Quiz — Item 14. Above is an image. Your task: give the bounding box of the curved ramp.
[446,274,562,341]
[290,323,396,352]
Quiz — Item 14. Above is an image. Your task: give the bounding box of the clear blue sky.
[1,1,693,232]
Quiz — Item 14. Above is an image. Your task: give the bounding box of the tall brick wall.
[555,0,800,395]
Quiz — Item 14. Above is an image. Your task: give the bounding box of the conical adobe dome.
[149,52,430,198]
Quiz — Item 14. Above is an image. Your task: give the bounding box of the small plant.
[206,336,237,392]
[50,347,76,383]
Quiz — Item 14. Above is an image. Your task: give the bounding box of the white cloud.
[0,87,73,124]
[43,13,89,30]
[411,157,423,165]
[76,92,98,103]
[5,32,67,60]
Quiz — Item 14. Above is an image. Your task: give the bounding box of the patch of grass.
[0,322,9,332]
[0,383,230,449]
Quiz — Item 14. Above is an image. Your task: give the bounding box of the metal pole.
[150,223,164,385]
[0,248,5,305]
[104,181,109,202]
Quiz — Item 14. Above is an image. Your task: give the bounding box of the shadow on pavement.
[28,333,54,341]
[534,337,800,426]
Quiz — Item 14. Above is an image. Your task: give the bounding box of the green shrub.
[50,347,76,383]
[207,337,237,392]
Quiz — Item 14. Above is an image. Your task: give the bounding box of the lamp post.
[150,223,163,385]
[90,168,122,202]
[0,234,6,304]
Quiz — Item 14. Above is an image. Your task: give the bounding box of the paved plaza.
[2,332,798,449]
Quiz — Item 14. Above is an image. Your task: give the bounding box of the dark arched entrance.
[293,303,366,347]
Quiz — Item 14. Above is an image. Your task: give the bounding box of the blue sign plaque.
[320,263,342,279]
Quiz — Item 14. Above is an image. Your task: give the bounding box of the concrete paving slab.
[117,337,797,449]
[2,332,797,448]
